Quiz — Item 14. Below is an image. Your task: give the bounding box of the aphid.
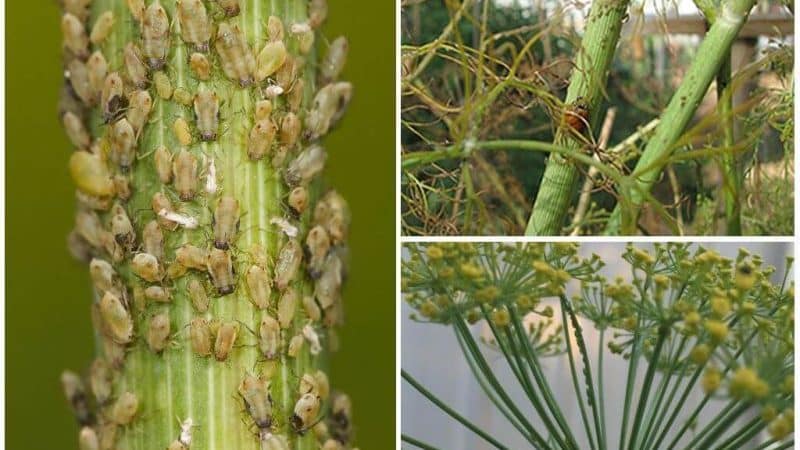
[153,71,173,99]
[258,315,280,359]
[100,230,125,263]
[215,22,255,87]
[276,55,304,91]
[110,203,135,250]
[263,84,284,99]
[290,22,311,34]
[329,392,352,445]
[279,112,301,148]
[285,145,327,187]
[112,175,132,202]
[99,291,133,344]
[205,156,217,194]
[305,82,352,139]
[154,145,173,184]
[211,196,239,249]
[173,118,193,146]
[101,72,127,123]
[126,0,145,22]
[314,371,330,400]
[89,359,112,405]
[79,426,99,450]
[187,279,209,312]
[256,41,287,82]
[287,186,308,215]
[63,0,91,22]
[302,324,322,355]
[178,0,211,52]
[75,209,105,248]
[299,373,319,396]
[308,0,328,29]
[190,318,212,356]
[144,286,171,303]
[140,221,164,262]
[142,3,169,70]
[239,374,272,429]
[194,91,219,141]
[291,393,321,433]
[67,59,93,105]
[179,417,194,447]
[255,100,273,120]
[173,87,194,106]
[287,79,304,112]
[270,217,298,238]
[176,244,208,270]
[168,441,187,450]
[297,30,315,55]
[213,320,239,361]
[277,287,298,329]
[152,192,178,230]
[59,80,86,120]
[68,229,93,263]
[86,51,108,103]
[131,252,163,282]
[102,338,126,369]
[61,371,93,425]
[62,13,89,59]
[305,225,331,278]
[274,239,302,291]
[89,258,117,294]
[97,420,119,450]
[173,149,198,201]
[147,313,171,353]
[89,11,114,45]
[247,119,276,161]
[111,392,138,425]
[109,118,136,171]
[207,248,235,295]
[250,244,270,268]
[189,53,211,80]
[127,90,152,135]
[315,251,344,309]
[69,151,114,197]
[302,296,321,322]
[314,190,350,244]
[287,333,304,358]
[320,37,348,84]
[261,433,290,450]
[215,0,241,17]
[564,98,590,134]
[246,265,272,309]
[267,16,284,41]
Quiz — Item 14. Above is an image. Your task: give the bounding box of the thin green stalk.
[401,434,446,450]
[525,0,631,236]
[618,321,644,450]
[597,328,608,450]
[717,51,741,234]
[712,415,765,450]
[685,402,749,450]
[402,370,511,450]
[605,0,757,234]
[626,324,669,450]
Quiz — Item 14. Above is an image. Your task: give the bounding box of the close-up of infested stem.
[58,1,355,449]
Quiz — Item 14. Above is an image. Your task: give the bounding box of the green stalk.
[605,0,757,234]
[61,1,352,449]
[524,0,631,236]
[717,51,742,234]
[401,434,446,450]
[625,324,668,450]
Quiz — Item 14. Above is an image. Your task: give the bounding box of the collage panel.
[400,0,794,236]
[401,241,795,449]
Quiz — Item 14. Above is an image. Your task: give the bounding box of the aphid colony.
[60,1,356,449]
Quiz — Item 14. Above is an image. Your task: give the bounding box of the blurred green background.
[6,1,395,448]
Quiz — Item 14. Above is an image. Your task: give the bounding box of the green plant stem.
[401,434,446,450]
[618,321,644,450]
[712,415,765,450]
[717,51,742,234]
[597,328,608,450]
[625,324,669,450]
[604,0,757,234]
[401,370,511,450]
[686,401,749,450]
[524,0,631,236]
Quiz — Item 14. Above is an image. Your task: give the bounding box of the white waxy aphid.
[305,82,352,139]
[288,186,308,215]
[290,22,311,34]
[302,324,322,355]
[315,190,350,244]
[213,196,239,250]
[126,0,145,22]
[75,209,105,248]
[124,43,148,89]
[291,393,321,432]
[79,426,99,450]
[285,145,327,187]
[126,90,152,135]
[187,279,209,312]
[173,118,192,146]
[258,315,280,359]
[144,286,171,302]
[89,11,114,45]
[152,192,177,230]
[89,258,117,294]
[267,16,284,41]
[86,51,108,103]
[142,3,169,70]
[315,251,345,309]
[179,417,194,446]
[147,313,171,353]
[194,91,219,141]
[302,296,321,322]
[111,392,139,425]
[274,239,302,291]
[109,118,136,172]
[321,37,348,83]
[277,287,298,329]
[110,203,135,250]
[256,41,287,82]
[190,318,212,356]
[173,87,194,106]
[154,145,173,184]
[101,72,126,123]
[66,59,93,105]
[270,217,298,238]
[213,321,239,361]
[153,71,173,99]
[287,333,304,357]
[142,220,164,261]
[173,149,198,201]
[99,291,133,344]
[168,441,187,450]
[131,252,163,282]
[176,244,208,270]
[189,53,211,80]
[280,112,301,148]
[62,371,92,425]
[64,0,91,22]
[113,174,132,201]
[158,209,199,229]
[204,156,217,194]
[178,0,211,52]
[207,248,235,295]
[305,225,330,278]
[263,85,284,98]
[238,374,272,429]
[260,433,289,450]
[215,22,255,87]
[247,119,276,161]
[246,265,272,309]
[255,100,273,120]
[62,13,89,59]
[308,0,328,29]
[63,112,91,149]
[215,0,241,17]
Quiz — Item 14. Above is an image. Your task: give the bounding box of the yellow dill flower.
[465,309,481,324]
[516,294,535,309]
[490,308,510,327]
[460,263,483,279]
[438,267,455,279]
[689,344,711,364]
[768,416,792,440]
[701,367,721,394]
[532,260,555,277]
[654,274,669,289]
[710,295,731,318]
[762,405,778,422]
[426,245,444,260]
[782,375,794,394]
[729,367,769,400]
[420,301,438,319]
[683,311,701,329]
[632,247,655,265]
[735,262,756,291]
[474,286,500,303]
[704,320,729,343]
[739,301,756,316]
